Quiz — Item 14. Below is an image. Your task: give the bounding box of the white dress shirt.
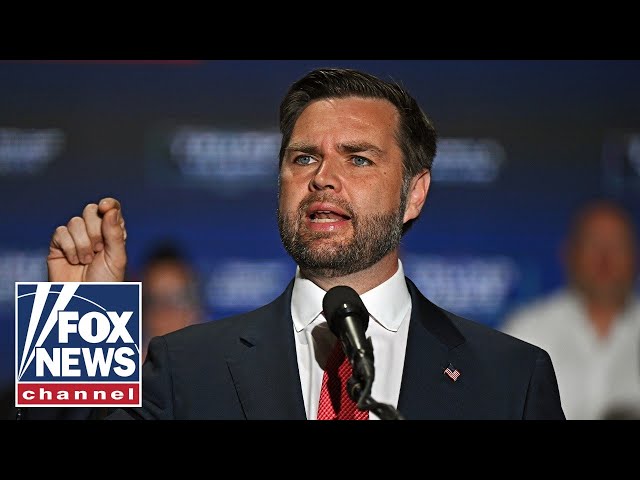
[291,259,412,420]
[502,288,640,420]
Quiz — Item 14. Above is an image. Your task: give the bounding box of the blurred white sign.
[0,250,47,304]
[433,138,505,184]
[627,134,640,176]
[170,128,280,180]
[205,259,293,310]
[602,131,640,193]
[0,128,65,175]
[403,253,519,317]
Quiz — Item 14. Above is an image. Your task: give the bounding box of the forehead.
[144,261,192,283]
[579,207,632,235]
[291,96,400,138]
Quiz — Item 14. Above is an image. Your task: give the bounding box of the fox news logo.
[15,282,141,407]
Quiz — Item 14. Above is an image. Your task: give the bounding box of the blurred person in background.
[138,241,206,361]
[502,199,640,419]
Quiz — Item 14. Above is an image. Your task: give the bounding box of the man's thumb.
[101,208,127,271]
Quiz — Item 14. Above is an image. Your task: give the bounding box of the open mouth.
[301,201,353,232]
[309,210,352,223]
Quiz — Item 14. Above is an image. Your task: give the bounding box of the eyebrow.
[285,142,385,157]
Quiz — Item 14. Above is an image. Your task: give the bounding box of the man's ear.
[403,170,431,223]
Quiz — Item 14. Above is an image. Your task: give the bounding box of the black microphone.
[322,285,375,404]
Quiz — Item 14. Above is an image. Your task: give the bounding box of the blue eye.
[294,155,317,165]
[352,156,372,167]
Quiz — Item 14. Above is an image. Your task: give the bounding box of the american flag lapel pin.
[444,363,461,382]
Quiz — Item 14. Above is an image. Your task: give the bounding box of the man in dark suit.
[44,68,565,419]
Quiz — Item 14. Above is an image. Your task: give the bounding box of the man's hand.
[47,197,127,282]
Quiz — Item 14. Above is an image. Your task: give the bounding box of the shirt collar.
[291,268,327,333]
[567,287,640,323]
[291,259,411,333]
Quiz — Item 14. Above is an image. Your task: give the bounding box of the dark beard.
[277,194,406,278]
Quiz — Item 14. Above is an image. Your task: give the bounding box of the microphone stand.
[348,378,405,420]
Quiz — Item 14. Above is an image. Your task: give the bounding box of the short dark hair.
[141,241,191,270]
[278,68,438,182]
[139,240,202,308]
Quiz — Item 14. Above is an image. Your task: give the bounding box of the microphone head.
[322,285,369,336]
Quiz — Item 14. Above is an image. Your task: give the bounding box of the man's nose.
[310,157,342,192]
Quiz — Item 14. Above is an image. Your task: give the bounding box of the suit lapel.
[222,276,469,419]
[397,278,467,419]
[225,280,307,420]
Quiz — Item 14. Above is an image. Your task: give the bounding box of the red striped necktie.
[317,340,369,420]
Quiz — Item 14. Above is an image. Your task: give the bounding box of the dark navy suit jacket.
[110,277,565,420]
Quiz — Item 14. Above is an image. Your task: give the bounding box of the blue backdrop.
[1,60,639,385]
